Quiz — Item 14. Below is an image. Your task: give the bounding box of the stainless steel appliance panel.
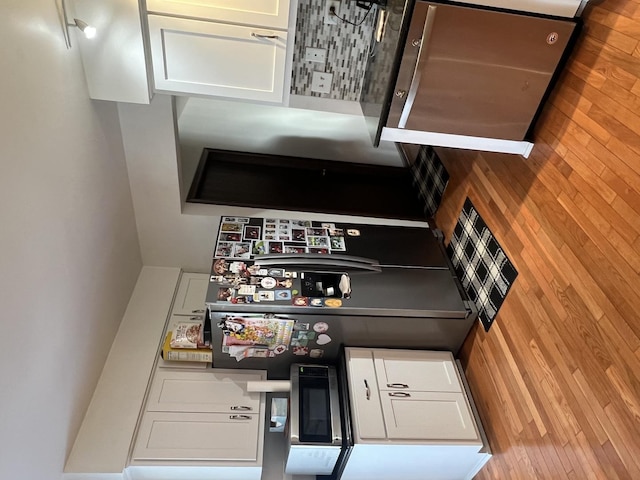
[388,1,577,140]
[339,224,449,268]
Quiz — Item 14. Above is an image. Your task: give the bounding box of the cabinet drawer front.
[148,15,288,102]
[146,0,291,29]
[345,349,387,440]
[147,370,263,412]
[373,350,461,393]
[381,391,481,444]
[133,411,260,461]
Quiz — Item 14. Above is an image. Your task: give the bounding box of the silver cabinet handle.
[389,392,411,397]
[231,405,252,411]
[189,315,203,320]
[386,383,409,389]
[229,414,252,420]
[364,379,371,400]
[192,309,205,313]
[398,5,438,128]
[251,32,278,39]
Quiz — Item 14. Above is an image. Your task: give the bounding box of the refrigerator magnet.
[261,277,277,289]
[330,237,346,251]
[292,296,309,306]
[213,259,229,274]
[243,225,261,241]
[268,241,284,254]
[251,240,267,255]
[273,344,287,355]
[237,285,256,295]
[313,322,329,333]
[215,242,234,257]
[347,229,360,236]
[276,279,293,288]
[293,322,309,331]
[321,223,336,229]
[221,222,242,232]
[275,290,292,300]
[267,268,285,277]
[291,229,306,242]
[329,228,344,237]
[217,288,233,301]
[316,334,332,345]
[293,346,309,356]
[310,349,324,358]
[309,298,324,307]
[258,291,275,301]
[324,298,342,308]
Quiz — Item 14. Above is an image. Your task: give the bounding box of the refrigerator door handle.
[254,253,382,273]
[398,4,438,129]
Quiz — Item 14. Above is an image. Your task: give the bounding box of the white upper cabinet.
[146,0,291,29]
[148,14,288,102]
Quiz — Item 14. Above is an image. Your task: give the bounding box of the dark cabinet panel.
[187,149,426,220]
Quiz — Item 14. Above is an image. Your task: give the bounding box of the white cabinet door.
[380,391,481,444]
[373,350,461,393]
[345,349,387,441]
[133,411,260,461]
[172,273,209,316]
[146,0,291,29]
[148,15,288,103]
[146,370,264,413]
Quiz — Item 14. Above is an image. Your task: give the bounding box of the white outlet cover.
[311,71,333,94]
[305,47,327,63]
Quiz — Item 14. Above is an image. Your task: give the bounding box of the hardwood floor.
[431,2,640,478]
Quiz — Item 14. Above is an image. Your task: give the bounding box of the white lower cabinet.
[380,391,480,441]
[130,368,266,479]
[133,411,260,461]
[148,14,288,103]
[171,273,209,316]
[344,348,490,480]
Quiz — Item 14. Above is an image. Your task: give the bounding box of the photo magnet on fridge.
[243,225,261,241]
[221,222,242,232]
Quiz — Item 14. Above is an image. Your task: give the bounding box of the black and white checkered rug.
[411,146,450,218]
[446,198,518,332]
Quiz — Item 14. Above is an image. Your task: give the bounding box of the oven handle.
[398,4,438,129]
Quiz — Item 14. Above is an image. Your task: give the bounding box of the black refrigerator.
[206,216,476,379]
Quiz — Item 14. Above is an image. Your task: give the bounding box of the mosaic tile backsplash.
[291,0,376,101]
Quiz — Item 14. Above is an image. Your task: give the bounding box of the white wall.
[0,1,142,479]
[120,95,427,271]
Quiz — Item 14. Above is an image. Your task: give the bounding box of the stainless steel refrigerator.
[206,219,477,379]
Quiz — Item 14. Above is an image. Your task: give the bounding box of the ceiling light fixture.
[61,0,97,48]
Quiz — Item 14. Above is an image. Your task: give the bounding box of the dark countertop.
[359,0,416,146]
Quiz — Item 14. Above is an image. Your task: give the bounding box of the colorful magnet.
[316,333,332,345]
[213,258,229,274]
[237,285,256,295]
[292,289,299,295]
[346,229,360,236]
[310,349,324,358]
[309,298,324,307]
[324,298,342,308]
[258,291,275,301]
[273,344,287,355]
[294,322,309,331]
[293,346,309,356]
[292,296,309,306]
[268,268,285,277]
[313,322,329,333]
[275,290,292,300]
[261,277,276,289]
